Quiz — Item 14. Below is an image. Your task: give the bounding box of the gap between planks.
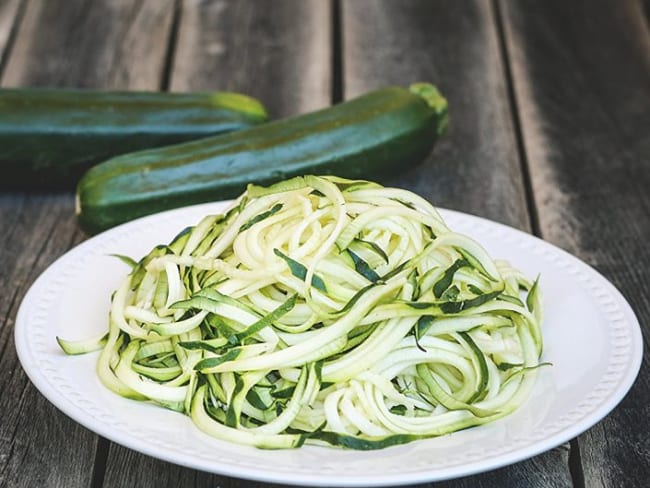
[331,0,343,103]
[160,0,182,92]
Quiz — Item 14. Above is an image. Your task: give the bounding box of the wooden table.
[1,1,648,486]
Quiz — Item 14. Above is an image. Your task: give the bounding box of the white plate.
[15,202,642,487]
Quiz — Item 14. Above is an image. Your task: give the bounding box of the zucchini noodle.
[58,175,544,450]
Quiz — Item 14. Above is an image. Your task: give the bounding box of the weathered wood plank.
[170,0,331,118]
[2,0,175,88]
[0,194,91,488]
[343,0,531,230]
[500,0,650,487]
[342,1,572,487]
[0,1,176,487]
[102,1,332,486]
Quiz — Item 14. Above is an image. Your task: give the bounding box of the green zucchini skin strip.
[59,175,544,450]
[312,431,423,450]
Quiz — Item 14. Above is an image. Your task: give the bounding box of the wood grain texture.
[500,0,650,487]
[170,0,331,118]
[343,0,531,230]
[1,0,176,89]
[342,1,572,487]
[0,195,92,488]
[0,1,177,487]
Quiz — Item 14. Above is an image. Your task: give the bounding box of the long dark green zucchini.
[0,88,268,188]
[76,83,448,235]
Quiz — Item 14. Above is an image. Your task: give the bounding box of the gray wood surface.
[170,0,331,118]
[343,0,531,230]
[2,0,176,88]
[342,2,572,485]
[0,1,176,487]
[0,195,93,488]
[500,0,650,487]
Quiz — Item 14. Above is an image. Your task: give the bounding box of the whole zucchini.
[76,83,448,234]
[0,88,268,188]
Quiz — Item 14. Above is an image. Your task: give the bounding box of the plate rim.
[14,202,644,487]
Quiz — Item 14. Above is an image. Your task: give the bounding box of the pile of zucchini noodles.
[58,175,544,450]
